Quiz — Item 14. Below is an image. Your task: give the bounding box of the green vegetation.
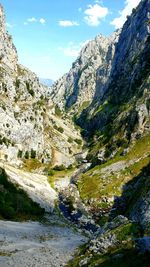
[54,124,64,133]
[17,150,23,158]
[77,133,150,209]
[15,79,20,88]
[46,167,75,188]
[116,162,150,222]
[23,159,42,172]
[0,168,44,220]
[68,247,150,267]
[58,126,64,133]
[30,149,36,159]
[53,165,66,171]
[35,99,46,108]
[74,138,82,145]
[26,81,35,97]
[0,136,11,147]
[67,222,143,267]
[55,105,62,117]
[75,101,90,119]
[23,150,37,161]
[24,151,29,159]
[68,137,73,143]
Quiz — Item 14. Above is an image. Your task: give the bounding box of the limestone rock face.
[0,6,82,167]
[78,0,150,141]
[50,32,120,114]
[0,5,18,72]
[0,163,57,212]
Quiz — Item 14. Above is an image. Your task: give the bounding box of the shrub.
[53,165,66,171]
[2,105,6,111]
[47,169,55,176]
[58,127,64,133]
[28,89,35,97]
[68,137,73,143]
[15,79,20,88]
[116,138,128,148]
[26,81,35,97]
[0,136,10,147]
[17,150,23,158]
[1,204,15,219]
[30,116,34,121]
[30,149,36,159]
[24,151,29,159]
[54,124,64,133]
[55,105,62,117]
[67,164,73,170]
[75,138,82,145]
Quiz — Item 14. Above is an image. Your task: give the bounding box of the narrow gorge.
[0,0,150,266]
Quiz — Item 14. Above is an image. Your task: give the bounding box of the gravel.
[0,216,87,267]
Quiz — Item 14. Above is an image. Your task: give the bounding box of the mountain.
[76,0,150,221]
[77,0,150,162]
[66,1,150,265]
[39,78,54,87]
[50,31,120,115]
[0,0,150,266]
[51,0,150,265]
[0,5,82,168]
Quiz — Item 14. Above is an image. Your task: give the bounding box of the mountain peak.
[0,4,5,33]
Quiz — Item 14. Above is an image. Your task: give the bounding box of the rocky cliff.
[50,31,120,115]
[0,5,82,168]
[77,0,150,159]
[75,0,150,215]
[0,1,150,266]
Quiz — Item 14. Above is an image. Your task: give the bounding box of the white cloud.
[6,22,14,28]
[84,4,108,26]
[24,17,46,25]
[111,0,141,29]
[27,17,37,23]
[59,20,79,27]
[58,40,89,57]
[39,18,46,24]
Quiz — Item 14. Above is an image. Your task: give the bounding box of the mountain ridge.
[0,4,82,168]
[50,30,120,114]
[0,1,150,266]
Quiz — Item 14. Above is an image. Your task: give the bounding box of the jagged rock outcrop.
[78,0,150,142]
[0,5,82,167]
[75,0,150,215]
[0,1,150,266]
[50,31,120,114]
[0,5,18,72]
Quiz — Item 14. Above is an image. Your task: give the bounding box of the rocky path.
[0,217,87,267]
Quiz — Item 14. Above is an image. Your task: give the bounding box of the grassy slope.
[66,220,150,267]
[77,133,150,208]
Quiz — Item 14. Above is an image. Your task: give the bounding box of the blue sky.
[1,0,141,80]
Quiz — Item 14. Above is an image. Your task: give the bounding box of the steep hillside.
[0,0,150,266]
[0,167,45,220]
[0,5,82,168]
[50,31,119,115]
[77,0,150,162]
[74,0,150,215]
